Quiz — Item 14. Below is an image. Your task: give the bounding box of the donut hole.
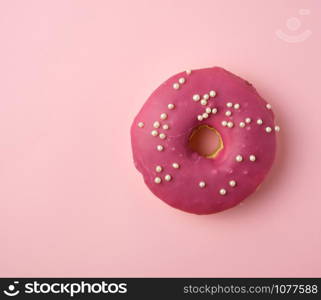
[189,125,224,158]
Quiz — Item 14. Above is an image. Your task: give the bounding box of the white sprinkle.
[203,94,209,100]
[151,130,158,136]
[226,102,233,108]
[160,113,167,120]
[173,83,180,90]
[154,177,161,184]
[266,103,272,110]
[168,103,175,110]
[193,94,200,101]
[199,181,206,188]
[138,122,144,128]
[186,69,192,75]
[164,174,172,181]
[153,121,160,128]
[197,115,203,121]
[265,126,272,133]
[229,180,236,187]
[239,122,246,128]
[233,103,240,109]
[275,125,280,132]
[221,120,228,127]
[155,166,163,173]
[157,145,164,151]
[245,117,252,123]
[202,113,209,119]
[225,110,232,117]
[212,108,218,114]
[159,133,166,139]
[209,90,216,97]
[162,124,169,130]
[257,119,263,125]
[200,99,208,106]
[227,121,234,128]
[172,162,180,169]
[178,77,185,84]
[219,188,227,195]
[249,155,256,162]
[206,107,212,114]
[235,155,243,162]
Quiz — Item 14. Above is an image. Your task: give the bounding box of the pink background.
[1,0,320,277]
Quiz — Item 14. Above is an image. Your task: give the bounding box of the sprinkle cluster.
[193,90,218,121]
[154,162,180,184]
[172,76,187,90]
[137,96,182,184]
[220,101,243,129]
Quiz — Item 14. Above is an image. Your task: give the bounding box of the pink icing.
[131,67,277,214]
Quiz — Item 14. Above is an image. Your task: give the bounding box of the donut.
[131,67,279,214]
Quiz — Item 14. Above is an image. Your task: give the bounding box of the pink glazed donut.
[131,67,279,214]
